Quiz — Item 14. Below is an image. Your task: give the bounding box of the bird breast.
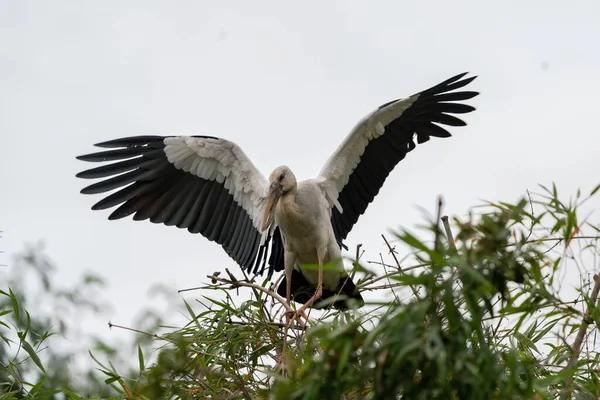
[275,181,334,260]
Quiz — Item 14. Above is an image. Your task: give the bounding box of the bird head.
[261,165,296,232]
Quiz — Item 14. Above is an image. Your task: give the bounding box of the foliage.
[2,182,600,399]
[0,242,170,399]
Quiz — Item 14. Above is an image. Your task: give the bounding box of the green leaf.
[89,350,111,371]
[138,345,145,371]
[397,231,447,266]
[183,299,202,329]
[21,339,46,373]
[531,316,562,342]
[104,376,121,385]
[514,331,539,355]
[336,340,353,378]
[202,295,236,313]
[9,288,19,322]
[28,376,47,396]
[83,273,106,286]
[590,183,600,196]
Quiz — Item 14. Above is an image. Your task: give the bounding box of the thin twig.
[350,243,363,282]
[356,266,408,290]
[226,319,306,331]
[209,274,293,315]
[507,236,600,247]
[380,235,403,273]
[377,250,400,304]
[381,235,420,298]
[434,196,444,254]
[359,283,407,291]
[108,321,165,340]
[241,268,274,323]
[361,261,429,285]
[524,189,535,242]
[179,285,206,293]
[356,269,399,289]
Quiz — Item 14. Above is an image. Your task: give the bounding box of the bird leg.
[281,251,309,323]
[282,251,299,319]
[295,267,323,316]
[295,247,325,316]
[281,250,299,374]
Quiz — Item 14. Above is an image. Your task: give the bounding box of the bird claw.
[284,308,309,324]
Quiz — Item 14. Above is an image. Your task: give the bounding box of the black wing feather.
[76,135,283,277]
[331,72,479,243]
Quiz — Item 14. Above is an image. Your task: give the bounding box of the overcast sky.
[1,1,599,346]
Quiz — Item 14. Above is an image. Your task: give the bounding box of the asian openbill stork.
[76,72,479,318]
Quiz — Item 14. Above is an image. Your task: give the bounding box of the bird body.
[260,166,359,312]
[272,174,345,291]
[76,72,480,312]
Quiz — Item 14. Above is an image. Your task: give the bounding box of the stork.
[76,72,479,318]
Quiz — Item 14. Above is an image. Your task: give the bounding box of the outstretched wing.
[316,72,479,243]
[76,135,284,276]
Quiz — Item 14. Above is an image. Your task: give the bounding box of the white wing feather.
[163,136,270,235]
[316,95,418,213]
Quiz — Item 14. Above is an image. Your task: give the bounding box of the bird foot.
[277,351,289,377]
[284,308,309,324]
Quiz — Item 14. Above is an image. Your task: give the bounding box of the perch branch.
[441,215,457,252]
[200,269,310,328]
[566,274,600,366]
[560,273,600,399]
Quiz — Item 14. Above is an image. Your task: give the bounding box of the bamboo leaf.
[22,339,46,374]
[138,345,145,371]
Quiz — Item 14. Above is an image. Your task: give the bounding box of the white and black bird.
[76,72,479,315]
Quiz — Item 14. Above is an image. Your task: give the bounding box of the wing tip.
[439,72,479,93]
[76,154,99,162]
[93,135,168,149]
[80,185,97,195]
[108,210,128,220]
[450,73,477,88]
[75,169,99,179]
[457,71,478,80]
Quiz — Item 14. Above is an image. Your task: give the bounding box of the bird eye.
[279,173,285,181]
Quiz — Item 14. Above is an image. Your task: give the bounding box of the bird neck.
[278,190,300,219]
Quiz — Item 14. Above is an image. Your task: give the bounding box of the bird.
[76,72,479,317]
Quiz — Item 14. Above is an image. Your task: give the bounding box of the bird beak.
[261,183,282,232]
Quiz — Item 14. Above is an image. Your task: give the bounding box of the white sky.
[1,0,599,349]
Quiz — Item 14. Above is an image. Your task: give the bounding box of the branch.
[441,215,456,252]
[560,273,600,399]
[179,272,288,312]
[566,274,600,366]
[188,269,311,328]
[219,269,292,311]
